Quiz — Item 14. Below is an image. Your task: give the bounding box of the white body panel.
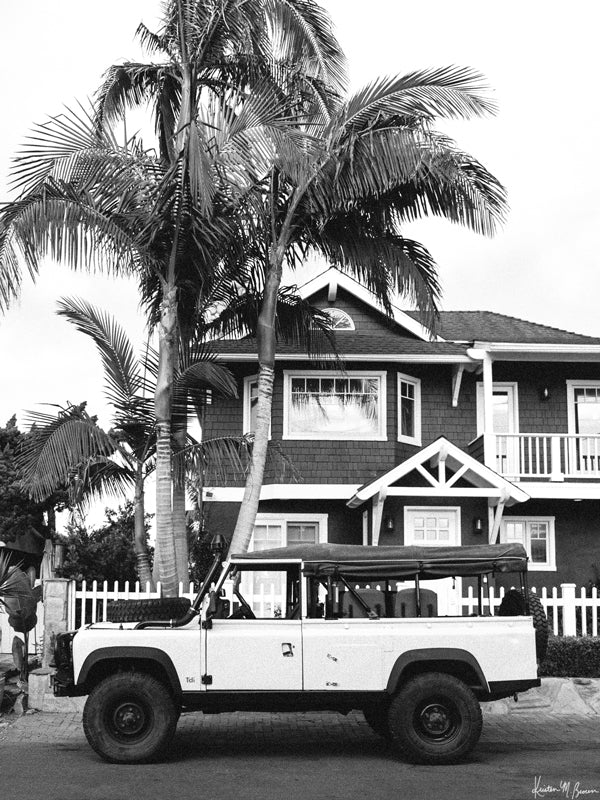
[72,622,204,692]
[205,619,302,690]
[302,615,537,691]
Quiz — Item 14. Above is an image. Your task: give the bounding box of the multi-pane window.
[284,371,386,440]
[398,373,421,445]
[502,517,556,571]
[243,515,327,615]
[322,308,355,330]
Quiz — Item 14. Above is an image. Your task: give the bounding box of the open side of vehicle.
[53,541,544,765]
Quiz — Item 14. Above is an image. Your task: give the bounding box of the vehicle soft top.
[231,542,528,580]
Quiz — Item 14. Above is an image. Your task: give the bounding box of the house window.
[243,375,272,438]
[283,370,386,440]
[398,373,421,445]
[241,514,327,617]
[251,514,328,550]
[322,308,355,330]
[501,517,556,571]
[243,375,259,434]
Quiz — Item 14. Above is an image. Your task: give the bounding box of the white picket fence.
[66,580,600,638]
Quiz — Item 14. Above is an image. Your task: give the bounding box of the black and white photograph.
[1,2,599,798]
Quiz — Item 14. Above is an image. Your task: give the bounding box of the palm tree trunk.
[173,424,189,588]
[154,285,179,596]
[133,466,154,590]
[229,247,282,554]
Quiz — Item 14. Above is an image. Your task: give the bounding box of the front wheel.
[83,671,178,763]
[388,673,482,765]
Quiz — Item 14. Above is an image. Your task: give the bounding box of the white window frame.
[476,381,519,436]
[501,516,556,571]
[283,370,387,441]
[397,372,422,446]
[250,513,328,551]
[566,380,600,434]
[243,374,271,438]
[403,506,462,546]
[322,308,355,330]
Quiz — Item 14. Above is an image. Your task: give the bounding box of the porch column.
[371,488,387,547]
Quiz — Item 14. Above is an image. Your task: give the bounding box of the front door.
[404,507,461,615]
[477,383,519,476]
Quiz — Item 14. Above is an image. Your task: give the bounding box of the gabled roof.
[347,436,530,508]
[408,310,600,346]
[299,268,444,342]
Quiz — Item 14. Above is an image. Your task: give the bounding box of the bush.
[539,636,600,677]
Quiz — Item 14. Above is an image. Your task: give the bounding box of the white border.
[501,516,556,571]
[282,369,387,441]
[251,512,329,549]
[566,379,600,435]
[397,372,422,446]
[403,506,462,546]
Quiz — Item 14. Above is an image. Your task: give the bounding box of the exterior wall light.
[384,515,395,532]
[540,386,550,402]
[473,517,484,535]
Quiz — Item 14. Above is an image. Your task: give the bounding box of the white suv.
[53,541,545,765]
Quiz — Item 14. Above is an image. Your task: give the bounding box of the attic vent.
[323,308,355,330]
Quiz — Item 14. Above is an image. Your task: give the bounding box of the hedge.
[539,636,600,677]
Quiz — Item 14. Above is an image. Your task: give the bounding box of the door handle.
[281,642,294,657]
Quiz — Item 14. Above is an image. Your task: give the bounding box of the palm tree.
[226,67,508,554]
[0,0,345,595]
[18,298,239,589]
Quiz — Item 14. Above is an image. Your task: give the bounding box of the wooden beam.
[452,365,465,407]
[372,487,387,546]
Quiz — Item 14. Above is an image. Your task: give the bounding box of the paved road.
[1,710,600,800]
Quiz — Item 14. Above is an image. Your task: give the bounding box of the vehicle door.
[301,576,385,691]
[204,561,303,691]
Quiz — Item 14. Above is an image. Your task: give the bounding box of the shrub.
[539,636,600,677]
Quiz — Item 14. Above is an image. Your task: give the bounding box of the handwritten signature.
[533,776,600,799]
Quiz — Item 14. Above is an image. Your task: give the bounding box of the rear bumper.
[484,678,541,701]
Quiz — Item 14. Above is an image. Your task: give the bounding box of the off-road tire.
[106,597,191,623]
[388,672,482,765]
[83,671,178,763]
[363,702,392,739]
[498,590,549,661]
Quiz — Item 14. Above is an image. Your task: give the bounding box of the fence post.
[561,583,577,636]
[42,579,70,668]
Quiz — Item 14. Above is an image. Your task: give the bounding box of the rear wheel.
[83,671,178,763]
[388,672,482,765]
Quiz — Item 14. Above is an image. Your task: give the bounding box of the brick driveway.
[2,708,600,750]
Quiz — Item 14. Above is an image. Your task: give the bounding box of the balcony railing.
[476,433,600,481]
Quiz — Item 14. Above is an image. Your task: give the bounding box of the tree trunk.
[229,247,283,554]
[154,285,179,596]
[133,467,154,590]
[173,424,189,588]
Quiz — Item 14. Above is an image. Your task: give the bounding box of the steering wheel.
[229,597,256,619]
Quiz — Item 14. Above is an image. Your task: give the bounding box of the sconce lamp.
[540,386,550,402]
[473,517,484,535]
[53,542,65,571]
[384,515,395,533]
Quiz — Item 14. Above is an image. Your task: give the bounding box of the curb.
[26,671,600,715]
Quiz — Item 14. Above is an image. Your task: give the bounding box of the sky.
[0,0,598,435]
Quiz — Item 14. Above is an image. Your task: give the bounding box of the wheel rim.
[109,700,150,741]
[414,700,459,742]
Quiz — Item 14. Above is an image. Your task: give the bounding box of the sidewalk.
[2,708,600,750]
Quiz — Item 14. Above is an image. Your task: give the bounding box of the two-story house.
[203,267,600,595]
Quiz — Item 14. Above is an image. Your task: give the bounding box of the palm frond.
[337,67,496,133]
[18,404,119,502]
[56,297,145,412]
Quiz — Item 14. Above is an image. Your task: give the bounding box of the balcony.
[470,433,600,482]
